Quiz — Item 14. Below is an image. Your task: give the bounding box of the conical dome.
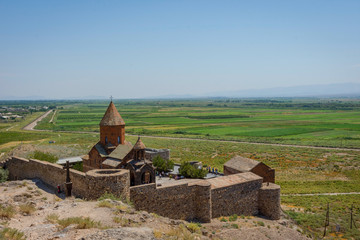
[133,137,146,150]
[100,101,125,126]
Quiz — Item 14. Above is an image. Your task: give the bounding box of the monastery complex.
[3,101,281,222]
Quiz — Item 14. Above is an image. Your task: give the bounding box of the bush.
[58,217,101,229]
[72,162,83,172]
[0,228,25,240]
[229,214,238,222]
[179,161,207,179]
[186,222,201,233]
[152,155,174,173]
[0,204,16,219]
[28,151,58,163]
[19,204,36,215]
[0,168,8,183]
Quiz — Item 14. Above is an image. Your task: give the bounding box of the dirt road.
[23,110,53,130]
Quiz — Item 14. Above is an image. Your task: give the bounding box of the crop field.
[35,99,360,148]
[1,98,360,238]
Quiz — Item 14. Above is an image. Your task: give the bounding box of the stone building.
[224,156,275,183]
[82,101,156,186]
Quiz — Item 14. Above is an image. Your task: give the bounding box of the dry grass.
[113,216,130,227]
[166,224,197,240]
[97,201,114,208]
[19,204,36,215]
[45,213,59,224]
[0,227,25,240]
[57,217,101,229]
[0,204,16,219]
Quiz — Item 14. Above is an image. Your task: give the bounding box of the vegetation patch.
[57,217,101,229]
[0,227,25,240]
[0,204,16,219]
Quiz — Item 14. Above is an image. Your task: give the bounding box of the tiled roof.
[100,101,125,126]
[109,144,133,160]
[94,142,108,157]
[102,158,122,168]
[133,137,146,150]
[224,156,260,172]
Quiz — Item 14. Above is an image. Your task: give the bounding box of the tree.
[179,161,207,179]
[152,155,174,173]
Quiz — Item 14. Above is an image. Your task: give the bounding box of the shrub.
[28,151,58,163]
[58,217,101,229]
[19,204,36,215]
[0,168,8,183]
[231,223,239,229]
[98,192,122,201]
[0,228,25,240]
[229,214,238,222]
[186,222,201,233]
[72,162,83,172]
[97,201,114,208]
[257,221,265,227]
[179,161,207,179]
[0,204,16,219]
[220,217,227,222]
[152,155,174,172]
[46,213,59,223]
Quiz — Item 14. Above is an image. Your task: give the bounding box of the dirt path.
[282,192,360,197]
[23,110,360,152]
[22,110,53,131]
[49,109,57,123]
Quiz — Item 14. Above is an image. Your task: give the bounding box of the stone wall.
[130,181,211,222]
[145,148,170,161]
[258,183,281,220]
[207,173,263,218]
[4,156,281,222]
[5,157,129,200]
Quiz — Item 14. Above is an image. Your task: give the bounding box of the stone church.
[82,101,158,186]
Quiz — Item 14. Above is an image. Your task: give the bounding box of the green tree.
[179,161,207,179]
[0,168,8,183]
[152,155,174,172]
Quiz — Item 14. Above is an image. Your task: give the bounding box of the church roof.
[108,144,133,160]
[100,101,125,126]
[133,137,146,150]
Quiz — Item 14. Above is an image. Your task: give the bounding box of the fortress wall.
[6,157,129,200]
[145,149,170,161]
[258,183,281,220]
[130,181,212,222]
[209,173,263,218]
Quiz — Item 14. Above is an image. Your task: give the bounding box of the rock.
[83,227,155,240]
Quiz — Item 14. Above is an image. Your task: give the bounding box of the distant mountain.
[206,82,360,98]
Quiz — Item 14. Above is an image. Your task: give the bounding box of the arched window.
[118,136,120,144]
[105,136,108,144]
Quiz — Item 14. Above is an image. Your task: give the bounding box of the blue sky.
[0,1,359,99]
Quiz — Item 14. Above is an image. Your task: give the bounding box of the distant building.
[224,156,275,183]
[82,101,158,186]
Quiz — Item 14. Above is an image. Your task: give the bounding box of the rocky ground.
[0,179,309,240]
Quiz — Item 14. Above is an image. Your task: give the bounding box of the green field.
[34,99,360,148]
[1,98,360,238]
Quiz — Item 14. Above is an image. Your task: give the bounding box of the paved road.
[23,110,53,130]
[23,110,360,152]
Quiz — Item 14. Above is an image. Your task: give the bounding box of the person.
[159,173,162,179]
[57,184,61,193]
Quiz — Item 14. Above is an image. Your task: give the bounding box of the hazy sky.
[0,1,359,99]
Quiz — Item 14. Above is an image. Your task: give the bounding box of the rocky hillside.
[0,179,309,240]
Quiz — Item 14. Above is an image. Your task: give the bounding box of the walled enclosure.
[6,157,130,200]
[4,156,280,222]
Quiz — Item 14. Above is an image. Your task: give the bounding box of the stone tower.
[99,101,125,148]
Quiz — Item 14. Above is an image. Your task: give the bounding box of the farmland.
[35,98,360,149]
[1,98,360,238]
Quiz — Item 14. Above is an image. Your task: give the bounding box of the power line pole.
[323,202,330,238]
